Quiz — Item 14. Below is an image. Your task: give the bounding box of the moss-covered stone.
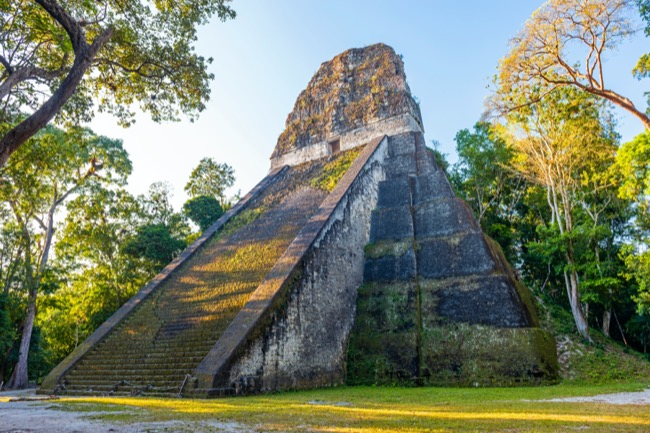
[420,325,559,386]
[347,282,419,385]
[364,240,412,259]
[310,147,362,192]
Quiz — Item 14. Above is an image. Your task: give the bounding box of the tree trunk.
[602,309,611,337]
[6,290,36,389]
[565,269,590,340]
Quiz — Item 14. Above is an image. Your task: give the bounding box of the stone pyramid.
[41,44,557,397]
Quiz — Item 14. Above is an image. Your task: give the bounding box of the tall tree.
[494,0,650,130]
[615,132,650,314]
[452,122,526,261]
[499,88,618,340]
[0,0,236,167]
[0,125,129,388]
[184,158,235,207]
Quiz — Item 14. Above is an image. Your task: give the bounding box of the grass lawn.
[30,383,650,432]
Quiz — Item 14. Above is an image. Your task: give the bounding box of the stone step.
[416,233,496,279]
[376,177,412,209]
[65,376,189,386]
[369,207,413,242]
[412,172,454,206]
[419,274,531,328]
[86,344,213,354]
[386,134,418,177]
[67,366,194,377]
[414,197,480,239]
[364,246,416,283]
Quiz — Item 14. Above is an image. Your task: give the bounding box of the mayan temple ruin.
[40,44,558,397]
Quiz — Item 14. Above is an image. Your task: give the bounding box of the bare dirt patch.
[0,390,251,433]
[546,388,650,405]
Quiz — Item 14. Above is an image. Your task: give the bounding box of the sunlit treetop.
[492,0,650,131]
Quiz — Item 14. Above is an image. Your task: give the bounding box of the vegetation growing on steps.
[53,153,353,395]
[310,147,362,192]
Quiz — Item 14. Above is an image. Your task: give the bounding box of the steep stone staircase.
[57,182,327,396]
[348,131,557,386]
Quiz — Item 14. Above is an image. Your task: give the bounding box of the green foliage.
[451,122,522,261]
[0,124,131,385]
[0,294,15,364]
[122,224,186,268]
[627,314,650,353]
[310,147,361,192]
[184,158,235,206]
[182,195,224,231]
[0,0,236,127]
[615,132,650,229]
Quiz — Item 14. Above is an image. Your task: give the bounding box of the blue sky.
[89,1,650,209]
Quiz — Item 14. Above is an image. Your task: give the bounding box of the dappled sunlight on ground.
[54,385,650,433]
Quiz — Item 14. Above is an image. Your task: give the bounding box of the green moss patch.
[364,240,412,259]
[310,147,362,192]
[420,324,559,387]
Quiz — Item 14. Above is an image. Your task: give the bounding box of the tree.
[635,0,650,81]
[0,125,129,388]
[184,158,235,206]
[122,224,186,269]
[494,0,650,130]
[451,122,526,261]
[499,88,618,340]
[183,195,224,231]
[0,0,236,167]
[614,132,650,315]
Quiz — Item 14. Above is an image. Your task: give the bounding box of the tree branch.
[0,0,114,167]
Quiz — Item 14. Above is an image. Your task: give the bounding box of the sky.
[88,1,650,210]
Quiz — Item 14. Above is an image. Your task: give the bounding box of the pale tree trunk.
[565,267,590,340]
[6,201,57,388]
[6,290,36,389]
[549,181,591,341]
[602,309,611,337]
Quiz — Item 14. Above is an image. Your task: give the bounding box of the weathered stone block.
[387,132,417,157]
[419,325,559,386]
[376,178,412,208]
[420,275,530,328]
[416,233,495,279]
[369,206,413,242]
[412,171,454,205]
[384,153,418,177]
[414,198,480,239]
[349,281,420,384]
[364,247,416,282]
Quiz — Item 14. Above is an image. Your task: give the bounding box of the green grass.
[49,384,650,432]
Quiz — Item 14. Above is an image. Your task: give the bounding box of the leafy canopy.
[0,0,235,166]
[183,195,224,231]
[184,157,235,205]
